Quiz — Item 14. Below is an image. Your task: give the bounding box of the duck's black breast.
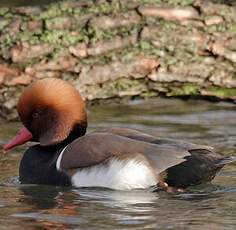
[19,145,71,186]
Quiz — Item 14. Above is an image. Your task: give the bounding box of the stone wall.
[0,0,236,120]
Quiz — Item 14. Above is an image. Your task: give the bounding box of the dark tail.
[215,156,236,166]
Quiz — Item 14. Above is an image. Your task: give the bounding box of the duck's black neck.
[19,122,87,186]
[19,144,71,186]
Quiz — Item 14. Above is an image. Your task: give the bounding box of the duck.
[3,78,236,192]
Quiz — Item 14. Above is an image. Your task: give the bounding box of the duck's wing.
[100,127,214,151]
[59,132,190,175]
[100,128,226,187]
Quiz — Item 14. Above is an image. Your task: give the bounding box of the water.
[0,98,236,229]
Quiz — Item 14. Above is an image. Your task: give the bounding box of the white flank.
[56,146,68,171]
[71,158,158,190]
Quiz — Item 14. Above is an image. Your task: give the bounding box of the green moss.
[40,30,66,44]
[73,7,82,15]
[39,26,83,46]
[84,78,147,99]
[0,33,17,47]
[17,57,42,69]
[139,40,151,50]
[0,19,9,30]
[59,1,75,14]
[87,1,126,15]
[140,91,158,98]
[161,21,178,31]
[39,5,62,19]
[85,39,160,65]
[206,87,236,98]
[115,79,146,96]
[2,12,13,19]
[167,84,200,96]
[114,78,144,92]
[85,24,140,44]
[182,84,200,95]
[0,7,9,16]
[87,39,161,65]
[227,23,236,35]
[204,22,235,34]
[145,18,178,32]
[19,32,36,43]
[45,17,62,29]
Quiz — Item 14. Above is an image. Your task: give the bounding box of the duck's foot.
[157,181,185,193]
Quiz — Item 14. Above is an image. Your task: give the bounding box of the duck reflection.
[17,185,82,229]
[19,185,72,209]
[17,185,161,228]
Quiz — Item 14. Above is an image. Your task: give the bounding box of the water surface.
[0,98,235,229]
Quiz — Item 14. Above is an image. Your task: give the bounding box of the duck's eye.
[32,109,45,119]
[32,112,40,119]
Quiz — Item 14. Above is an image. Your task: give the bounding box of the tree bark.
[0,0,236,120]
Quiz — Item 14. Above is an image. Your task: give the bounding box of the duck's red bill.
[3,127,33,151]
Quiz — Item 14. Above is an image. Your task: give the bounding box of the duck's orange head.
[4,78,87,151]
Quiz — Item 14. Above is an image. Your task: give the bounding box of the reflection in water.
[0,98,235,229]
[11,185,236,229]
[19,185,71,209]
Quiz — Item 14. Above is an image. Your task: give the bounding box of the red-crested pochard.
[3,78,236,191]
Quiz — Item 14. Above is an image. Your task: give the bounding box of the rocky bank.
[0,0,236,121]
